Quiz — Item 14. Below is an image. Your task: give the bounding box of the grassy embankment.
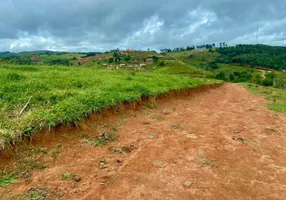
[242,83,286,114]
[0,64,221,149]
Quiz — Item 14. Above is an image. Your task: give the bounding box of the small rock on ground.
[186,134,198,140]
[183,180,193,187]
[99,161,108,169]
[74,176,81,182]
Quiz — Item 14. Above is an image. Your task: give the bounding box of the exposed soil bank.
[2,83,286,200]
[0,82,222,159]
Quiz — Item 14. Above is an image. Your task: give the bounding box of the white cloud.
[182,8,217,36]
[0,0,285,52]
[120,15,164,49]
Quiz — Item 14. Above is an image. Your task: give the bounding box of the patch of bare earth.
[1,83,286,200]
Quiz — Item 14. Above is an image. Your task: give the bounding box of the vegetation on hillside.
[216,44,286,70]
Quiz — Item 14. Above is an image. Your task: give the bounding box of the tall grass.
[0,64,221,148]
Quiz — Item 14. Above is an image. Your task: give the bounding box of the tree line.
[216,44,286,70]
[160,42,228,53]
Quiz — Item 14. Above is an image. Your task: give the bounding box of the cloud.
[0,0,285,52]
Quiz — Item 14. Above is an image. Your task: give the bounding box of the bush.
[229,74,235,81]
[207,62,220,70]
[216,72,226,80]
[262,78,273,86]
[275,78,286,89]
[158,61,165,66]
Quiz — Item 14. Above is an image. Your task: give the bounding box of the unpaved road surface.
[2,83,286,200]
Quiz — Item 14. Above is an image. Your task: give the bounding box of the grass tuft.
[61,172,77,181]
[0,175,17,187]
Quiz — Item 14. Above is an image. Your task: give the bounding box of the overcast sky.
[0,0,286,52]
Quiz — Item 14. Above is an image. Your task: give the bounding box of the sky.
[0,0,286,52]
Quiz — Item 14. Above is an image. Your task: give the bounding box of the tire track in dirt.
[2,83,286,200]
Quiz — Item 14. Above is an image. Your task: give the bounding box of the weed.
[198,152,217,169]
[0,174,17,187]
[0,193,24,199]
[49,144,62,158]
[34,147,48,154]
[25,187,48,200]
[61,172,77,181]
[0,146,48,184]
[112,127,118,132]
[108,144,136,154]
[151,114,164,120]
[79,132,90,139]
[21,159,47,170]
[83,132,118,147]
[144,103,157,109]
[92,132,118,147]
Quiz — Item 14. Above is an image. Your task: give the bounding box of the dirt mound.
[1,84,286,200]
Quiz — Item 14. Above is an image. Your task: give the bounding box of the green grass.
[168,50,219,67]
[83,132,118,147]
[153,60,208,77]
[61,172,77,180]
[0,64,221,148]
[0,175,17,187]
[39,53,82,61]
[242,83,286,113]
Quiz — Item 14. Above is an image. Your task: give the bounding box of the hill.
[0,51,11,56]
[216,44,286,70]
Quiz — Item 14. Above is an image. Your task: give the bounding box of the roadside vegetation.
[242,83,286,114]
[0,64,220,149]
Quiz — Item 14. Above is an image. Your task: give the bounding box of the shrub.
[262,78,273,86]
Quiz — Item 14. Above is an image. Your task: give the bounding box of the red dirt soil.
[1,83,286,199]
[30,56,41,62]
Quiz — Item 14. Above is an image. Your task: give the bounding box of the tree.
[125,55,131,62]
[152,56,159,63]
[158,61,165,66]
[216,44,286,70]
[113,51,120,58]
[207,61,220,70]
[262,78,273,86]
[216,72,226,80]
[108,58,114,63]
[229,74,235,81]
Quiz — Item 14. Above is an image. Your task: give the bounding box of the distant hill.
[216,44,286,70]
[17,50,54,55]
[0,51,11,56]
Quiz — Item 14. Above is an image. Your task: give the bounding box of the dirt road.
[2,83,286,200]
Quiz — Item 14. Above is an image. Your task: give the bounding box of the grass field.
[166,50,262,80]
[242,83,286,114]
[168,50,219,67]
[153,60,209,77]
[0,64,221,148]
